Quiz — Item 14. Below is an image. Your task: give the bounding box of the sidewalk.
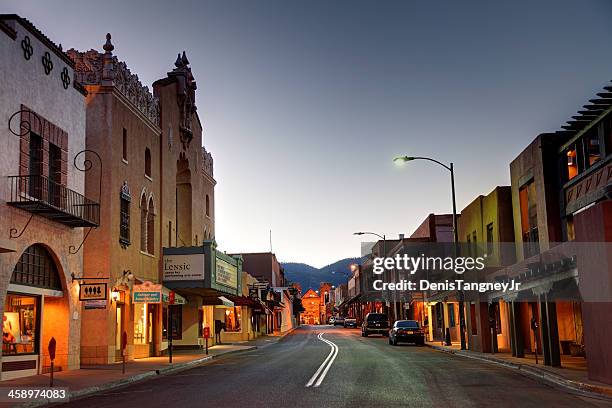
[425,341,612,400]
[1,334,289,408]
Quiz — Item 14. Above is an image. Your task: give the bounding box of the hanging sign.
[133,281,162,303]
[79,283,107,301]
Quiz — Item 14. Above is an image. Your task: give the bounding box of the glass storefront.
[3,294,39,355]
[224,306,241,332]
[134,303,147,344]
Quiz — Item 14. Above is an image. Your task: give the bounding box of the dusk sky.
[5,0,612,267]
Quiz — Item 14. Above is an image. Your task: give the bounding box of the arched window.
[119,181,131,246]
[11,244,62,290]
[144,148,151,178]
[205,194,210,217]
[140,194,147,252]
[147,198,155,254]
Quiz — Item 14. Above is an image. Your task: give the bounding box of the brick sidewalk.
[0,334,290,408]
[425,341,612,400]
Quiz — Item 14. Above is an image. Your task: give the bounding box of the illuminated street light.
[393,154,466,350]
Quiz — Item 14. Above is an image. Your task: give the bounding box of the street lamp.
[353,231,389,317]
[393,155,466,350]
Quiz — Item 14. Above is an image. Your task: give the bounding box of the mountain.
[282,257,363,291]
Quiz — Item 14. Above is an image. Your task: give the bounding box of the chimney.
[399,234,405,240]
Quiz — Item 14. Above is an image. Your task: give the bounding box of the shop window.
[144,148,151,178]
[134,303,147,345]
[449,305,456,327]
[3,294,39,355]
[493,303,502,335]
[119,183,131,246]
[11,244,62,290]
[224,307,241,332]
[165,305,182,340]
[566,215,575,241]
[583,130,601,168]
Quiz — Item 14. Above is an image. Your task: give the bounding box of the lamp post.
[393,155,466,350]
[353,231,390,319]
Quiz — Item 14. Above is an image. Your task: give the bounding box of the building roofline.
[0,14,76,68]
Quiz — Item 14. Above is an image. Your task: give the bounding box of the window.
[486,223,494,255]
[224,307,242,332]
[519,181,538,257]
[11,244,62,290]
[147,198,155,254]
[205,194,210,217]
[449,304,456,327]
[565,145,578,180]
[3,294,39,355]
[28,133,43,199]
[605,119,612,156]
[583,129,601,168]
[119,182,131,246]
[134,303,147,345]
[144,147,151,177]
[163,305,182,340]
[140,195,147,252]
[122,128,127,161]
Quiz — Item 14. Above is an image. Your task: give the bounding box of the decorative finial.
[103,33,114,53]
[181,51,189,66]
[58,43,63,51]
[175,53,183,68]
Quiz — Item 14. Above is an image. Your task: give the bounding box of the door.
[115,304,124,361]
[148,304,157,355]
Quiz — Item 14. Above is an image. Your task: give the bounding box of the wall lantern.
[111,289,121,303]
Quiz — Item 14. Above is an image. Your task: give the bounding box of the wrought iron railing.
[7,174,100,227]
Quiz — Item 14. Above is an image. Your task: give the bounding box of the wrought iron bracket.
[9,203,40,239]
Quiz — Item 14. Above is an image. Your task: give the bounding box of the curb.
[17,346,257,408]
[425,343,612,401]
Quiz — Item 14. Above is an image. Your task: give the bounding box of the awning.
[218,296,234,307]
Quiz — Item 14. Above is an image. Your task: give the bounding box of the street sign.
[133,281,162,304]
[79,283,107,301]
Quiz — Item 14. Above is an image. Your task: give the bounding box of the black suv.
[361,313,389,337]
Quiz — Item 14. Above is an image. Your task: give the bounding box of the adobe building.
[301,289,320,325]
[0,15,96,379]
[457,186,515,353]
[68,34,164,363]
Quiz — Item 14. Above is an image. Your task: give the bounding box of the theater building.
[300,289,320,325]
[0,15,96,379]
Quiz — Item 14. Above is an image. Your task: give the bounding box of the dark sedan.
[388,320,425,346]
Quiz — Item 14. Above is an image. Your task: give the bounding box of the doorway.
[115,304,124,361]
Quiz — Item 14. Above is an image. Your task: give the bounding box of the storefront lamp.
[111,289,120,303]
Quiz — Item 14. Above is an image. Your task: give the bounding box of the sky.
[4,0,612,267]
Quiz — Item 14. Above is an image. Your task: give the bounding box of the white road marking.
[305,332,339,388]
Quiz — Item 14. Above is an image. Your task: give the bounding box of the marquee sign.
[79,283,107,301]
[163,253,205,281]
[215,257,238,289]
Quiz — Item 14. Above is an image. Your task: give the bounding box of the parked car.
[334,316,345,326]
[388,320,425,346]
[344,317,357,328]
[329,317,335,324]
[361,313,389,337]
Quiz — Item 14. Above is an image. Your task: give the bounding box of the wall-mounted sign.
[216,258,238,289]
[133,281,162,304]
[79,283,107,301]
[163,253,205,281]
[84,300,107,310]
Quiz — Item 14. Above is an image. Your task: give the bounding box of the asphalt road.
[61,326,612,408]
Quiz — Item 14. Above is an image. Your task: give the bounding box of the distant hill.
[282,257,363,291]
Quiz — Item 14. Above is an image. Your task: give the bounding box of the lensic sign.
[163,254,205,281]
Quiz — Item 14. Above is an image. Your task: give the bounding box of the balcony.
[7,175,99,227]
